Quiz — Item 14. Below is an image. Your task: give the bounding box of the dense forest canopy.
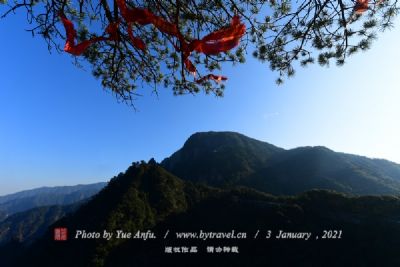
[1,0,398,104]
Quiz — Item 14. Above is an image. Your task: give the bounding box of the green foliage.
[1,0,399,104]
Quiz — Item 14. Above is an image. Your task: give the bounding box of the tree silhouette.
[1,0,398,104]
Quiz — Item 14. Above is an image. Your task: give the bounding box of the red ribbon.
[116,0,180,50]
[127,23,146,50]
[59,12,107,56]
[192,15,245,55]
[355,0,369,14]
[105,22,121,41]
[60,2,246,84]
[181,15,245,81]
[114,0,245,82]
[195,74,228,84]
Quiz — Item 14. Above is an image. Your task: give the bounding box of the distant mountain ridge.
[0,183,107,203]
[0,183,107,220]
[162,131,400,195]
[0,203,80,245]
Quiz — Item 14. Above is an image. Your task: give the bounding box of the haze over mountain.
[0,203,80,245]
[162,131,400,195]
[0,183,106,221]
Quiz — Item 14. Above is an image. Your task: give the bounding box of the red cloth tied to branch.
[127,23,146,50]
[60,2,246,84]
[115,0,245,67]
[195,74,228,84]
[105,22,121,41]
[59,12,107,56]
[181,15,245,81]
[116,0,180,50]
[355,0,369,14]
[116,0,179,35]
[192,15,245,55]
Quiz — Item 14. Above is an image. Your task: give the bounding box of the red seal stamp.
[54,228,68,241]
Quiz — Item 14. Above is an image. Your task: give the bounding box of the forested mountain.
[246,146,400,195]
[3,132,400,266]
[15,161,215,266]
[0,183,106,220]
[161,131,284,186]
[162,132,400,195]
[10,162,400,267]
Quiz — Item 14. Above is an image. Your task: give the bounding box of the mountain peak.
[65,162,189,229]
[161,131,284,186]
[183,131,278,149]
[162,131,400,195]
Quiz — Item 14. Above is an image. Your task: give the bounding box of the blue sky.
[1,10,399,195]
